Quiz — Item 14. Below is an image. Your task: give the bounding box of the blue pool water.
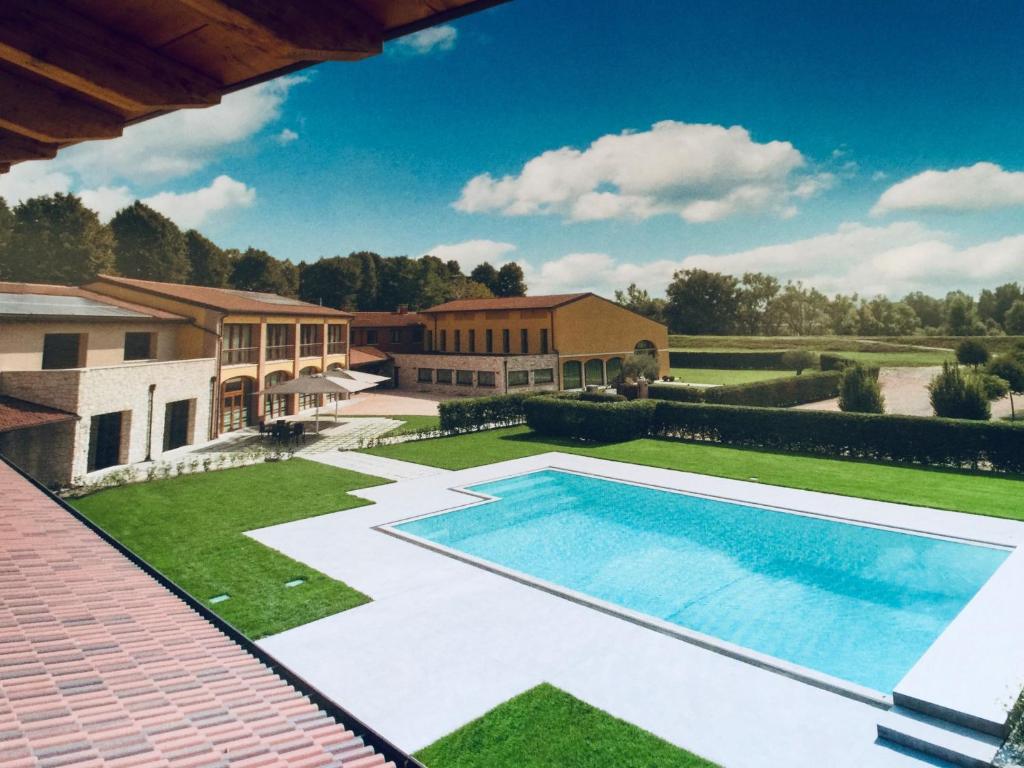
[396,469,1008,692]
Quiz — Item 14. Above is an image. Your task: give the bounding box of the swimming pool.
[395,469,1008,694]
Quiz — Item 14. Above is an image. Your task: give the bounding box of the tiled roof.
[350,312,425,328]
[349,346,391,367]
[0,397,78,433]
[91,276,353,318]
[0,460,397,768]
[0,282,187,321]
[421,293,591,313]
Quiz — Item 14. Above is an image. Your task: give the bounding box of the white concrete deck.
[249,453,1024,767]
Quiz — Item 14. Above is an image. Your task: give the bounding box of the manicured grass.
[384,414,441,436]
[670,367,794,385]
[835,350,951,367]
[365,427,1024,521]
[72,459,389,639]
[415,684,717,768]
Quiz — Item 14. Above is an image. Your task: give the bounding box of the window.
[534,368,554,384]
[562,360,582,390]
[440,330,447,352]
[425,330,433,351]
[485,329,494,353]
[478,370,496,387]
[468,329,476,353]
[520,329,529,354]
[456,370,474,386]
[454,329,461,353]
[163,399,193,450]
[124,332,154,361]
[635,340,657,356]
[502,329,510,353]
[417,368,433,383]
[436,369,453,384]
[606,357,623,383]
[266,324,293,361]
[390,328,402,344]
[327,324,347,354]
[42,333,82,369]
[298,366,320,410]
[507,369,529,387]
[222,324,257,365]
[264,371,290,419]
[300,325,323,357]
[366,329,379,345]
[585,359,605,386]
[540,328,549,354]
[88,411,125,471]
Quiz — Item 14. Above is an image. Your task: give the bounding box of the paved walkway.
[303,450,449,481]
[335,391,444,416]
[294,417,404,453]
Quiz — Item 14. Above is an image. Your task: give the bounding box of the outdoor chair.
[290,422,305,445]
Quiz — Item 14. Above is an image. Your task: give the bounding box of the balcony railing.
[300,343,323,357]
[327,341,347,355]
[222,347,258,365]
[265,344,294,361]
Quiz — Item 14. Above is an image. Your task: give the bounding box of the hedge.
[439,393,541,433]
[669,350,802,370]
[521,396,1024,473]
[649,371,841,408]
[820,353,857,371]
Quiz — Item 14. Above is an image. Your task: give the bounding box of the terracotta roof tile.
[421,293,590,313]
[0,283,186,322]
[0,461,396,768]
[349,312,424,328]
[91,276,352,318]
[0,398,78,434]
[348,346,390,367]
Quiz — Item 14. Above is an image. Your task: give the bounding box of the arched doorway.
[584,359,605,386]
[562,360,582,390]
[606,357,623,384]
[221,376,255,432]
[264,371,290,420]
[298,366,321,410]
[635,340,657,356]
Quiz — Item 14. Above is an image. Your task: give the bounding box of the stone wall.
[0,421,77,488]
[391,353,559,395]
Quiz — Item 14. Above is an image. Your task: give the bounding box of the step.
[877,706,1003,768]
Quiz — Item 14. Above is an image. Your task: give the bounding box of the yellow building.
[86,276,352,434]
[393,293,669,394]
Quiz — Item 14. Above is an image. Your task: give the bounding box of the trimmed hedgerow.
[439,393,541,433]
[579,390,627,403]
[523,397,656,442]
[668,350,802,370]
[819,353,857,371]
[647,383,707,403]
[649,371,841,408]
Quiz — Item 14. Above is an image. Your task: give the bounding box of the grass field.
[72,459,388,638]
[381,414,441,436]
[669,334,1024,354]
[365,427,1024,521]
[829,350,951,367]
[415,684,717,768]
[670,368,794,385]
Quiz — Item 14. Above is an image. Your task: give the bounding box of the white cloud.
[78,175,255,228]
[522,221,1024,298]
[873,162,1024,215]
[275,128,299,145]
[454,121,827,223]
[78,186,135,221]
[394,25,458,54]
[0,163,72,204]
[428,239,517,271]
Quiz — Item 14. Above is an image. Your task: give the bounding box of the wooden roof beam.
[176,0,384,61]
[0,129,58,163]
[0,69,123,143]
[0,1,222,113]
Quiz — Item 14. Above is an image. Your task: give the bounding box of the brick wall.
[391,352,559,395]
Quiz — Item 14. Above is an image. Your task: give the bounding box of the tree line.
[615,270,1024,336]
[0,193,527,311]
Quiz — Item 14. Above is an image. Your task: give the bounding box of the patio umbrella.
[332,368,391,385]
[261,374,370,433]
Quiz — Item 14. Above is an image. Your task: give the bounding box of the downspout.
[144,384,156,461]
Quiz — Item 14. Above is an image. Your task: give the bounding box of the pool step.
[877,706,1003,768]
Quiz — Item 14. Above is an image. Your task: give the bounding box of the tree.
[185,230,230,287]
[955,339,990,369]
[902,291,946,330]
[665,269,740,334]
[620,353,660,382]
[764,282,831,335]
[111,202,189,283]
[928,362,990,420]
[978,283,1023,329]
[0,196,12,279]
[493,262,527,297]
[987,357,1024,420]
[614,283,666,324]
[838,364,885,414]
[447,276,493,301]
[736,272,779,334]
[298,255,362,308]
[781,350,817,375]
[230,248,295,295]
[1004,300,1024,335]
[5,194,115,284]
[470,262,499,293]
[945,293,984,336]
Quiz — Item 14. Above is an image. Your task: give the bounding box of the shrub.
[838,364,885,414]
[987,357,1024,420]
[523,397,656,442]
[781,350,818,375]
[977,372,1010,401]
[956,338,990,369]
[819,353,858,371]
[650,371,842,408]
[647,383,707,403]
[668,350,799,370]
[929,362,991,420]
[439,393,539,433]
[578,390,627,403]
[620,353,660,382]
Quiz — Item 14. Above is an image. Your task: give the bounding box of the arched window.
[298,366,321,410]
[562,360,582,390]
[221,376,255,432]
[606,357,623,383]
[635,340,657,356]
[265,371,290,419]
[584,359,605,386]
[325,363,344,402]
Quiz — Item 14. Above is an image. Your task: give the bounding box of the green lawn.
[72,459,389,639]
[670,367,794,385]
[383,414,441,436]
[833,350,951,367]
[415,684,717,768]
[366,427,1024,521]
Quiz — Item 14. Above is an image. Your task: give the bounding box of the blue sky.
[3,0,1023,297]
